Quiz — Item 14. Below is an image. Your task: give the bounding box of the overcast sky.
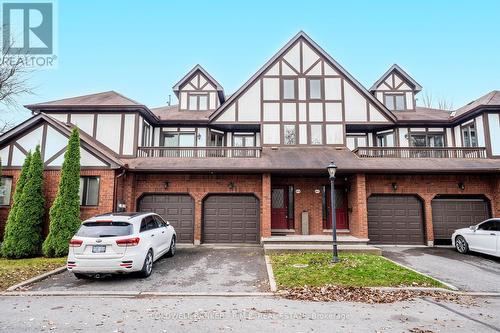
[2,0,500,125]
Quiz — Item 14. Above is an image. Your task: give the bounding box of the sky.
[2,0,500,126]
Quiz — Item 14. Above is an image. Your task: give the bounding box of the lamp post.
[327,161,339,263]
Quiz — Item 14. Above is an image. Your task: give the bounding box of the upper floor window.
[188,93,208,111]
[142,123,151,146]
[410,133,444,147]
[233,134,255,147]
[163,132,196,147]
[282,78,296,100]
[283,124,296,145]
[80,176,99,206]
[384,94,405,111]
[308,79,322,100]
[0,176,12,206]
[376,132,394,147]
[461,123,478,147]
[208,130,224,147]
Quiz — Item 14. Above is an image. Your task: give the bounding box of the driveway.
[24,246,269,292]
[382,246,500,292]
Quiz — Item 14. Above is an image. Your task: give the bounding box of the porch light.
[327,161,337,179]
[326,161,339,264]
[458,182,465,190]
[392,182,398,191]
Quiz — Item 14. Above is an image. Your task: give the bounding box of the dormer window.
[307,78,322,100]
[384,93,405,111]
[188,93,208,111]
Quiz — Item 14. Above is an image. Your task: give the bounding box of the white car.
[67,212,176,278]
[452,218,500,257]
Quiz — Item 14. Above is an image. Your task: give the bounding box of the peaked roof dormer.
[370,64,422,93]
[173,65,225,109]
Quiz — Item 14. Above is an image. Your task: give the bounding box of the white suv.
[67,212,176,278]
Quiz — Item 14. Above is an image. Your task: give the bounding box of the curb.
[264,255,277,292]
[381,256,459,291]
[1,291,275,297]
[6,266,67,292]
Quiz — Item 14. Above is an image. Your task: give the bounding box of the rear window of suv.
[76,221,133,238]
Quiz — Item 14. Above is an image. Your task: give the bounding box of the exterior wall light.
[458,182,465,190]
[228,182,235,190]
[391,182,398,191]
[164,181,170,189]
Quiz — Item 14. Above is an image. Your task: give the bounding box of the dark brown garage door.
[203,195,259,244]
[138,194,194,243]
[368,195,425,245]
[432,198,490,240]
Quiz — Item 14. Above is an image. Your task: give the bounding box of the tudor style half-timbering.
[1,31,499,248]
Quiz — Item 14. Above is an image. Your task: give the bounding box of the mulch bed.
[277,285,476,305]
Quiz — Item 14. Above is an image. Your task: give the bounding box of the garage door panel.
[203,195,259,244]
[138,194,194,243]
[368,195,425,245]
[432,198,489,240]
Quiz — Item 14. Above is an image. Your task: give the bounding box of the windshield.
[76,222,133,238]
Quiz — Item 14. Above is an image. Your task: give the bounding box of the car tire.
[455,235,469,254]
[166,236,176,258]
[74,273,89,279]
[139,250,154,278]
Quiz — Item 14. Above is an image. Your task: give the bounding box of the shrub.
[43,128,82,257]
[3,146,45,258]
[1,152,32,257]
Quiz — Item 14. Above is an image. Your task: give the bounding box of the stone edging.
[264,255,277,292]
[6,266,67,292]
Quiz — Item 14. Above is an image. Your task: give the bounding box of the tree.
[2,146,45,258]
[420,91,454,111]
[43,128,82,257]
[1,152,32,257]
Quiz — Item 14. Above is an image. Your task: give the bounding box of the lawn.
[270,252,445,288]
[0,257,66,291]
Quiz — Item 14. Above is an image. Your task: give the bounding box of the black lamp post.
[327,161,339,263]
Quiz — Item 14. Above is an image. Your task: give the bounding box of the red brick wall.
[120,173,263,242]
[347,174,368,239]
[0,168,116,238]
[365,174,499,243]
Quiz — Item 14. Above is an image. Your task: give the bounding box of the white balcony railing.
[137,146,262,158]
[353,147,488,159]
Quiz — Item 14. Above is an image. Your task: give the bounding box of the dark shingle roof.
[25,91,143,108]
[151,104,212,122]
[454,90,500,117]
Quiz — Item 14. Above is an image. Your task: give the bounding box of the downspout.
[113,166,127,212]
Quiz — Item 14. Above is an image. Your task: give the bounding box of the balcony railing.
[353,147,488,159]
[137,146,262,158]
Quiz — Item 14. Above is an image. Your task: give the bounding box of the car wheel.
[455,235,469,254]
[139,250,154,278]
[74,273,89,280]
[166,236,176,258]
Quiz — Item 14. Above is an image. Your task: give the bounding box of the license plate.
[92,245,106,253]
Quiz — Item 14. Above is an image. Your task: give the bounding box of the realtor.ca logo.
[1,0,57,68]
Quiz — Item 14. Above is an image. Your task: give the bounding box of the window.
[233,135,254,147]
[80,177,99,206]
[142,123,151,146]
[187,94,208,111]
[478,220,497,231]
[76,221,133,237]
[376,132,394,147]
[0,177,12,206]
[308,79,322,99]
[283,79,296,100]
[410,133,445,147]
[209,131,224,147]
[462,123,478,147]
[287,185,294,222]
[384,94,405,111]
[162,133,195,147]
[283,124,296,145]
[140,215,158,232]
[310,125,323,145]
[346,135,367,150]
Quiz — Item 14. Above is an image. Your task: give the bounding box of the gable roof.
[0,113,123,168]
[453,90,500,119]
[209,31,396,122]
[172,64,225,101]
[369,64,423,93]
[151,104,212,123]
[25,91,143,108]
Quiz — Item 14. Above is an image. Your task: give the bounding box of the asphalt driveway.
[382,246,500,292]
[24,246,269,292]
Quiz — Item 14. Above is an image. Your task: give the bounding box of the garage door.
[138,194,194,243]
[368,195,425,245]
[432,198,490,240]
[203,195,259,244]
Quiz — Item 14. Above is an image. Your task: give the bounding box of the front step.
[262,235,369,247]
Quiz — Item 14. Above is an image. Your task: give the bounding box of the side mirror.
[165,221,170,226]
[469,225,477,231]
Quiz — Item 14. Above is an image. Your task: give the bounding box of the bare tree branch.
[419,91,453,111]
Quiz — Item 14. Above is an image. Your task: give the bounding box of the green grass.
[0,257,66,291]
[270,252,445,288]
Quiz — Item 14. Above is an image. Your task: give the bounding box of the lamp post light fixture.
[327,161,339,264]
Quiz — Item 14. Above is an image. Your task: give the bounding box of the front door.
[324,186,348,230]
[271,187,288,229]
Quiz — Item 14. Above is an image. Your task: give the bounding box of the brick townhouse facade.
[0,31,499,246]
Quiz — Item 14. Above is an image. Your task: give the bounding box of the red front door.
[324,186,348,230]
[271,186,289,229]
